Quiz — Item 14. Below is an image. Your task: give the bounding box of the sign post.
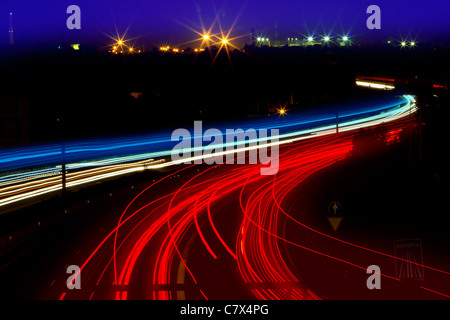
[394,239,424,281]
[327,201,343,231]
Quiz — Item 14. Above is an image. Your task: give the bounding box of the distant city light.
[71,44,80,51]
[410,41,415,46]
[277,106,288,116]
[257,37,261,41]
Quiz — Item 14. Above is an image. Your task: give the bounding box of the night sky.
[1,0,450,49]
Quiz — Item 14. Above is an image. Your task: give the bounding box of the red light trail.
[58,117,450,300]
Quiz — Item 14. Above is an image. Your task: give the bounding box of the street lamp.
[277,106,287,117]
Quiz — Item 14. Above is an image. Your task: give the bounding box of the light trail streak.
[0,159,164,208]
[0,95,416,211]
[56,95,450,300]
[356,80,395,90]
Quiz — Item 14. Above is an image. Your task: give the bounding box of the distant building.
[255,37,270,47]
[287,37,301,47]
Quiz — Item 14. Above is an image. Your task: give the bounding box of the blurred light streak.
[356,81,395,90]
[59,95,450,300]
[0,96,416,210]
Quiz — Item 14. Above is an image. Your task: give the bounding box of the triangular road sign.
[327,217,343,231]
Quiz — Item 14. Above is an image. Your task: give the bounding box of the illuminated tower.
[9,12,14,45]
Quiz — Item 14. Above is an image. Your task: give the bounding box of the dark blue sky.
[1,0,450,49]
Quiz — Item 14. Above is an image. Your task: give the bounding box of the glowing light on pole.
[277,106,288,117]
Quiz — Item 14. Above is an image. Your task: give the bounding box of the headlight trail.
[0,95,416,210]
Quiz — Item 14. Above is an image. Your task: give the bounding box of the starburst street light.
[401,41,406,47]
[275,104,288,117]
[105,31,135,54]
[307,36,314,42]
[342,36,348,41]
[178,10,248,66]
[323,36,330,42]
[276,105,288,117]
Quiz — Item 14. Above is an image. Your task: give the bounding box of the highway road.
[3,94,450,300]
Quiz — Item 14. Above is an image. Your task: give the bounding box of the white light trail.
[0,96,416,209]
